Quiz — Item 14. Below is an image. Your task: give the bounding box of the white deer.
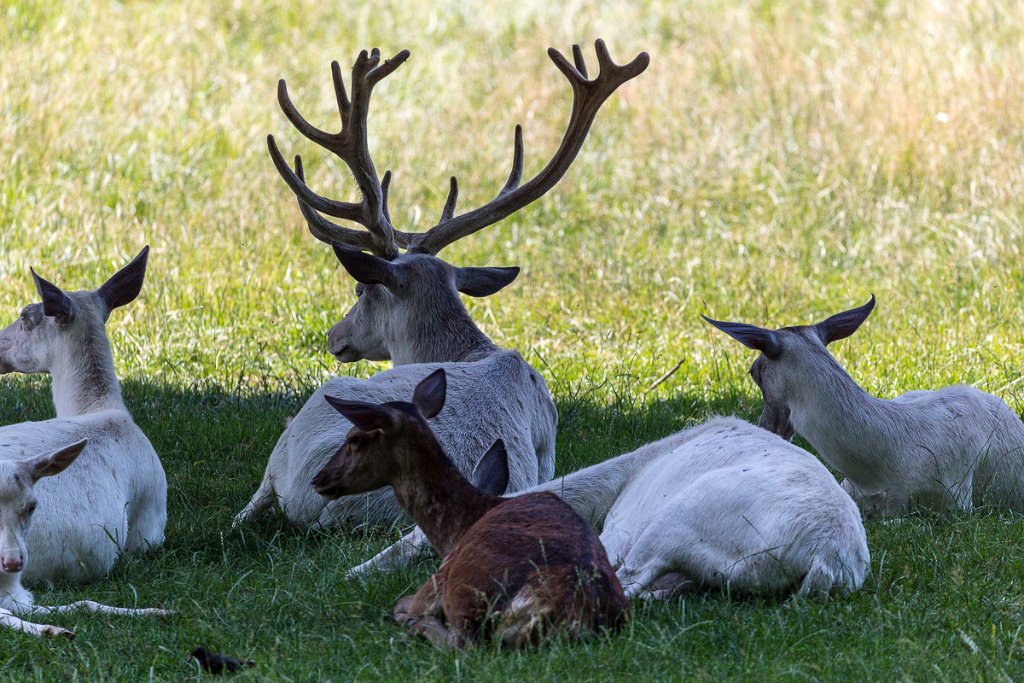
[703,296,1024,517]
[233,41,649,529]
[350,417,870,599]
[0,248,168,636]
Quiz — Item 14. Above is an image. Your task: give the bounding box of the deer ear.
[324,395,394,432]
[412,369,446,419]
[815,295,875,346]
[23,440,88,482]
[702,314,782,360]
[31,268,76,323]
[332,243,401,289]
[472,439,510,496]
[455,266,520,297]
[97,246,149,313]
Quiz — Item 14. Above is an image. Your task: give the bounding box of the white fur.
[0,250,168,636]
[233,250,557,529]
[0,430,165,638]
[767,330,1024,516]
[350,417,869,598]
[0,413,165,584]
[234,351,557,528]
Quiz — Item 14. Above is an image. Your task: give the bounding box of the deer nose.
[327,329,347,357]
[2,556,24,573]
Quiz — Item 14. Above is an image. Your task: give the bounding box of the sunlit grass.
[1,0,1023,679]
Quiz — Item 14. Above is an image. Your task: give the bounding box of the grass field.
[2,0,1024,679]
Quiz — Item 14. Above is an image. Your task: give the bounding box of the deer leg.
[640,572,697,601]
[394,573,466,649]
[232,475,278,528]
[395,573,445,627]
[496,584,554,648]
[616,551,673,600]
[614,518,707,600]
[0,608,74,639]
[348,527,430,578]
[27,601,170,617]
[842,479,908,517]
[408,615,465,650]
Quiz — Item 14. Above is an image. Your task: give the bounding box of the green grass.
[1,0,1024,679]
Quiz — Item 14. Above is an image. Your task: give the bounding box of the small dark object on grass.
[189,647,256,675]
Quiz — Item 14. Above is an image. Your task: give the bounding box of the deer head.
[0,247,148,376]
[0,440,88,574]
[311,369,448,497]
[702,296,876,439]
[0,247,149,417]
[268,42,649,365]
[311,369,510,499]
[326,245,520,363]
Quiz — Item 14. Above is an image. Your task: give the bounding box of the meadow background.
[1,0,1023,679]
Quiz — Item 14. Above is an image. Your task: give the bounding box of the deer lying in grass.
[234,41,648,529]
[350,418,869,599]
[0,249,168,636]
[0,440,168,638]
[312,370,629,648]
[704,296,1024,517]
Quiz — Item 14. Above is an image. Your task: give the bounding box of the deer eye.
[348,434,363,448]
[22,502,36,517]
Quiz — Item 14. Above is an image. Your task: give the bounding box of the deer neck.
[0,571,29,610]
[390,443,500,557]
[389,301,497,366]
[785,352,887,468]
[49,335,126,417]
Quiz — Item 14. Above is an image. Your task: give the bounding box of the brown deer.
[235,41,648,529]
[312,369,630,649]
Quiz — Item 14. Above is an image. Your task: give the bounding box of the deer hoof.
[44,626,76,640]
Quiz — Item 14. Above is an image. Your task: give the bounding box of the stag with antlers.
[233,41,648,530]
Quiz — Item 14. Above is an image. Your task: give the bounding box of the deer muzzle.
[311,465,345,500]
[758,402,796,441]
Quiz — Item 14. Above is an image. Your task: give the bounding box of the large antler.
[268,48,409,259]
[407,40,649,255]
[268,41,648,259]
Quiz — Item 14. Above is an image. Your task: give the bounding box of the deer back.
[268,351,556,527]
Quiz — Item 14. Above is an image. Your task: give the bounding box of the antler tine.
[368,49,410,86]
[270,50,411,259]
[277,79,338,149]
[408,40,649,255]
[267,135,362,221]
[440,177,459,223]
[330,61,352,126]
[381,170,393,224]
[432,124,521,231]
[499,125,525,196]
[290,154,375,251]
[572,44,588,79]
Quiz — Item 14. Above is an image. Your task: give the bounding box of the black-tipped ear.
[455,266,520,297]
[97,246,149,313]
[332,243,401,288]
[324,395,393,432]
[25,439,88,481]
[472,439,510,496]
[702,314,782,360]
[815,295,875,346]
[412,368,446,419]
[31,268,75,323]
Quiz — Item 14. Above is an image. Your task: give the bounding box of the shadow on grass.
[0,373,764,554]
[4,376,1023,682]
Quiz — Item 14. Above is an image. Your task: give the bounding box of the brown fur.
[312,370,629,649]
[394,493,629,648]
